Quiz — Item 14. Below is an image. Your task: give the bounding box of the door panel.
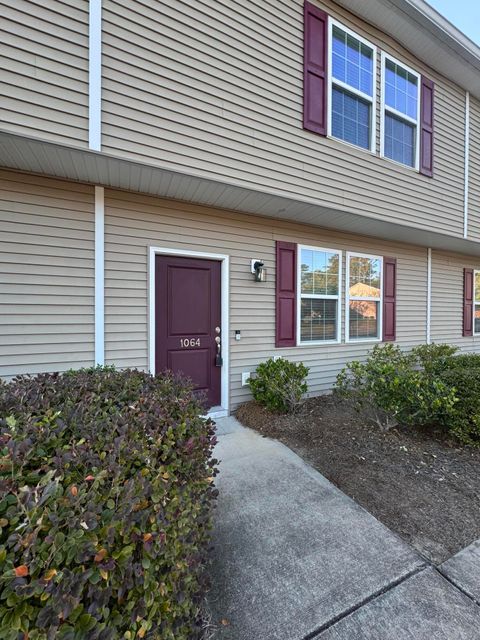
[155,255,221,408]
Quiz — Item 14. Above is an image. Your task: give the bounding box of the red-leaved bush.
[0,368,217,640]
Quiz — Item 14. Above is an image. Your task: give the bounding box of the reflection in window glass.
[349,300,380,339]
[332,88,371,150]
[332,26,373,96]
[385,59,418,119]
[348,256,381,297]
[300,248,340,343]
[301,299,337,342]
[348,255,382,340]
[385,113,415,167]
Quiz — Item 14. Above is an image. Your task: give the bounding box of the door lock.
[215,334,222,367]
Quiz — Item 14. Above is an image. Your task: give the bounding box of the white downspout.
[464,91,470,239]
[89,0,102,151]
[94,186,105,365]
[426,247,432,344]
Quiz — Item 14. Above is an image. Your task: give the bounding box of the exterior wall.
[431,250,480,351]
[0,0,89,147]
[101,0,466,239]
[0,170,95,376]
[104,188,430,409]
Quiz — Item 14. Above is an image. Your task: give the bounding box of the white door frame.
[148,246,230,419]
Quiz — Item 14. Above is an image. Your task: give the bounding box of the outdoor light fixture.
[251,259,266,282]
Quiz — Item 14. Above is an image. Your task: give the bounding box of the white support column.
[464,91,470,239]
[95,186,105,365]
[426,247,432,345]
[89,0,102,151]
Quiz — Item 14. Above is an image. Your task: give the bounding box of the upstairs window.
[381,54,420,169]
[329,22,376,152]
[346,253,383,341]
[298,246,341,344]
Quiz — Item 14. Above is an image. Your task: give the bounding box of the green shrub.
[440,368,480,445]
[335,344,457,431]
[0,368,217,640]
[443,352,480,371]
[411,343,459,376]
[249,357,309,413]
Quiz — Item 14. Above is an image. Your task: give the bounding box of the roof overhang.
[1,129,479,257]
[336,0,480,100]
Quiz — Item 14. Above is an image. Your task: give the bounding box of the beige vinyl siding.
[0,0,89,147]
[0,170,95,375]
[468,96,480,238]
[430,250,480,352]
[102,0,465,239]
[104,189,428,409]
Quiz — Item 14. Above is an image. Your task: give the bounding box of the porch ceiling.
[1,129,480,257]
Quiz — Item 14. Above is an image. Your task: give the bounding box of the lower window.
[347,253,383,341]
[475,271,480,334]
[298,246,341,344]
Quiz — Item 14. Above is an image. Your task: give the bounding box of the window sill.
[379,152,419,174]
[296,339,341,347]
[327,134,376,157]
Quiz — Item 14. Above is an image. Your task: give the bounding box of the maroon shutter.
[420,77,434,177]
[276,241,297,347]
[303,2,328,136]
[463,268,474,337]
[383,257,397,342]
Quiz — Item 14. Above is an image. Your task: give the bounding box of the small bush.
[411,343,459,376]
[249,357,309,413]
[440,367,480,445]
[0,368,217,640]
[443,352,480,371]
[335,344,457,431]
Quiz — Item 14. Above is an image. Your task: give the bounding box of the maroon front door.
[155,255,222,408]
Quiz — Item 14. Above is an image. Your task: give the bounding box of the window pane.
[332,87,371,150]
[349,300,380,339]
[301,299,338,342]
[301,249,339,295]
[475,272,480,303]
[475,305,480,334]
[384,112,415,167]
[348,256,381,298]
[332,26,373,96]
[384,59,418,119]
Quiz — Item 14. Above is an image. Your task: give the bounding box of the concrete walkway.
[207,417,480,639]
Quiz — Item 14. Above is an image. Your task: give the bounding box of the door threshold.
[207,407,228,420]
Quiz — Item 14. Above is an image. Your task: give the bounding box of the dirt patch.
[236,397,480,564]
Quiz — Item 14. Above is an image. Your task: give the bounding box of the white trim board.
[426,247,432,344]
[94,186,105,365]
[89,0,102,151]
[464,91,470,239]
[148,246,230,417]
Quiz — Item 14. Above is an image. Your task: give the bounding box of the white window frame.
[474,270,480,336]
[297,245,342,346]
[380,51,421,171]
[327,18,377,155]
[346,251,383,343]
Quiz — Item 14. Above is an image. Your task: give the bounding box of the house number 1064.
[180,338,200,348]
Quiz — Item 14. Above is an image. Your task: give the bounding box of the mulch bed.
[236,396,480,565]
